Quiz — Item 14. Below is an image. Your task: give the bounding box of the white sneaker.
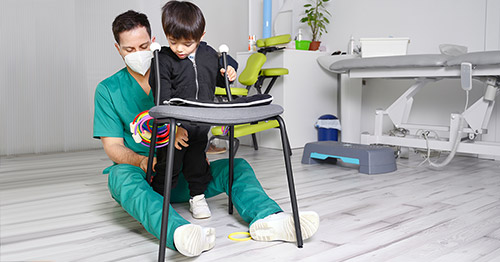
[249,211,320,242]
[189,194,211,219]
[173,224,216,257]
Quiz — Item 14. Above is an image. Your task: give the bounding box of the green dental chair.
[210,34,291,153]
[253,34,291,94]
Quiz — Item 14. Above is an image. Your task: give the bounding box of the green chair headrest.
[256,39,266,48]
[238,53,267,86]
[256,34,292,48]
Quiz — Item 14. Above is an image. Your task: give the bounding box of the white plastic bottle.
[347,35,354,54]
[297,29,303,41]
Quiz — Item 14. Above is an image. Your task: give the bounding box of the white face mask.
[124,50,153,76]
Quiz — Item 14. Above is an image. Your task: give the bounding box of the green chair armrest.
[261,68,289,77]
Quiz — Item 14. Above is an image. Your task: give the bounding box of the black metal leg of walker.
[158,118,177,262]
[228,125,234,214]
[285,131,293,157]
[276,116,303,248]
[233,138,240,158]
[251,133,259,150]
[146,121,158,184]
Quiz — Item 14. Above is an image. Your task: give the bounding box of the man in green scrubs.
[93,10,319,257]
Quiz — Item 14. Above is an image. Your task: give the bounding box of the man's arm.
[101,137,155,173]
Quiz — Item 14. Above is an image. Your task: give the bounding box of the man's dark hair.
[161,1,205,41]
[112,10,151,44]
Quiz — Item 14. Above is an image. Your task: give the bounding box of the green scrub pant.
[107,158,283,251]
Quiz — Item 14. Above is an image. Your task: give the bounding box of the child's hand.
[220,65,237,82]
[175,126,189,150]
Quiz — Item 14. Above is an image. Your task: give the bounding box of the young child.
[150,1,237,219]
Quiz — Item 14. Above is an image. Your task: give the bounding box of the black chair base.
[148,114,303,261]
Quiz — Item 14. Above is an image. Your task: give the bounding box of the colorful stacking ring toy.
[131,110,170,148]
[220,126,230,135]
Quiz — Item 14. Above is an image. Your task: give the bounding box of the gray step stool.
[301,141,397,174]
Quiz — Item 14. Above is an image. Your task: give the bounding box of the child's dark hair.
[161,1,205,41]
[112,10,151,44]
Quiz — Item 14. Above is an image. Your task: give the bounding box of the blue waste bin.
[315,114,340,141]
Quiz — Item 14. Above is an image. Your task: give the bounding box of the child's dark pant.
[152,125,212,197]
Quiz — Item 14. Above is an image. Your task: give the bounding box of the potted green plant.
[300,0,331,51]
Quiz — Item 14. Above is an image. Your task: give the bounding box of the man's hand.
[139,156,157,173]
[175,126,189,150]
[101,137,155,173]
[220,65,237,82]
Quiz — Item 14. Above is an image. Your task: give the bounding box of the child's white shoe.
[189,194,211,219]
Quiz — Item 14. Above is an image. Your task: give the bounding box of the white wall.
[281,0,496,53]
[0,0,248,156]
[2,0,499,155]
[190,0,249,58]
[323,0,500,138]
[0,0,152,155]
[248,0,500,144]
[485,0,500,50]
[324,0,488,54]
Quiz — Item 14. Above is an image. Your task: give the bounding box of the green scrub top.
[93,68,155,157]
